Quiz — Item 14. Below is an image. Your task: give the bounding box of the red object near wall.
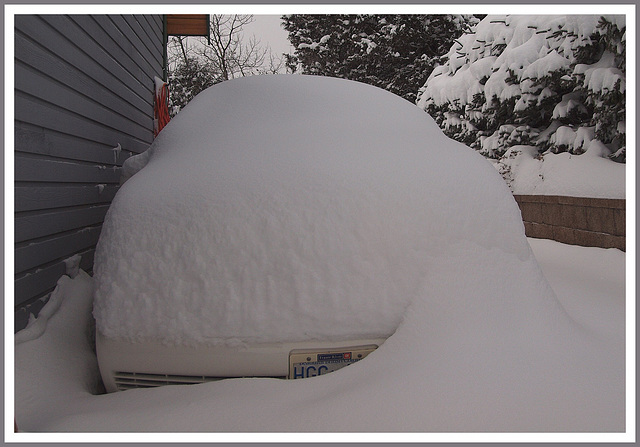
[154,78,171,137]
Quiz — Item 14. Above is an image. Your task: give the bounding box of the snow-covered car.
[93,74,534,392]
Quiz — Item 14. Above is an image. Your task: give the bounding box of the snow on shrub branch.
[417,15,626,162]
[283,15,480,103]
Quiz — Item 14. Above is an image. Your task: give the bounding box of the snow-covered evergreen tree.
[282,14,480,102]
[417,15,626,162]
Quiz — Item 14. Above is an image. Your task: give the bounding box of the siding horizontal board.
[14,13,163,330]
[46,14,155,108]
[15,206,110,243]
[15,62,151,143]
[15,249,95,308]
[15,226,102,273]
[124,15,164,69]
[15,32,152,132]
[15,264,64,308]
[15,123,136,165]
[15,156,121,184]
[16,15,152,114]
[103,15,160,77]
[70,15,155,101]
[15,92,150,154]
[144,15,165,48]
[15,185,119,212]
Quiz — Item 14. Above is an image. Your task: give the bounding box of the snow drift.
[93,74,530,346]
[495,144,625,198]
[80,75,624,431]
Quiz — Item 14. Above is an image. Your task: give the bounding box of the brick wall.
[514,195,625,251]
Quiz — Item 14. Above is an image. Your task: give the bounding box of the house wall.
[14,14,164,331]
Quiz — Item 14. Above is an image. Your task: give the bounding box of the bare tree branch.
[167,14,289,114]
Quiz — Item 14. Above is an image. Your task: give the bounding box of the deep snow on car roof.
[93,74,531,346]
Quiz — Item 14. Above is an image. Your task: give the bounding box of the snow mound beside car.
[95,74,534,346]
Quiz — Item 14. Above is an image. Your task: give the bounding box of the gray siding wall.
[14,14,164,331]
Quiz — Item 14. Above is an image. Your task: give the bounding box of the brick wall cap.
[514,195,625,209]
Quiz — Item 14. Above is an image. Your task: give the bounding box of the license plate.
[288,345,378,379]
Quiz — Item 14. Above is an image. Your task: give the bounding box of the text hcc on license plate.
[288,345,378,379]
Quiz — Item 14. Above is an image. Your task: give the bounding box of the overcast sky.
[243,15,292,57]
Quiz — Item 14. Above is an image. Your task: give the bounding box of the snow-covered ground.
[12,238,628,440]
[495,145,625,198]
[12,75,629,439]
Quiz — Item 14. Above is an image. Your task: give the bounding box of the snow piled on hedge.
[417,14,626,168]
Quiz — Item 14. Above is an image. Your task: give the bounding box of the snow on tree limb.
[417,15,626,163]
